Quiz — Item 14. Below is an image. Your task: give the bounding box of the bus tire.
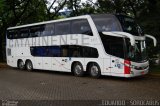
[18,60,25,70]
[72,62,84,77]
[89,63,101,78]
[25,60,33,71]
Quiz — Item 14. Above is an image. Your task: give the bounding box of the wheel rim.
[90,65,99,76]
[27,62,32,70]
[19,61,24,69]
[75,65,82,75]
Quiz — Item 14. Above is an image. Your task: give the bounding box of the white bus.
[6,14,157,78]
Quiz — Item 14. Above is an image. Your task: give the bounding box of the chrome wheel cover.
[90,65,99,76]
[19,61,24,69]
[75,65,82,75]
[27,62,32,70]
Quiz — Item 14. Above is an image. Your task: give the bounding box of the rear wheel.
[73,62,84,77]
[25,60,33,71]
[89,63,101,78]
[18,60,25,70]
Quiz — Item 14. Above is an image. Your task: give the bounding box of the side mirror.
[145,34,157,47]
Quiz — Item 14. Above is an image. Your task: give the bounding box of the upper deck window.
[55,21,70,35]
[71,19,93,36]
[91,14,122,32]
[116,15,144,36]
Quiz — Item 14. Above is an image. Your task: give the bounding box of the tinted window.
[41,24,54,36]
[8,29,19,39]
[30,25,44,37]
[71,19,92,36]
[7,48,11,56]
[55,21,70,35]
[61,45,69,57]
[31,47,47,56]
[117,15,143,36]
[7,30,14,39]
[20,28,29,38]
[83,47,99,58]
[91,15,121,32]
[31,46,61,57]
[100,34,125,58]
[70,45,83,57]
[30,45,98,58]
[15,30,20,39]
[48,46,61,57]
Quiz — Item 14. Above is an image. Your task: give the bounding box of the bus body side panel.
[110,56,125,77]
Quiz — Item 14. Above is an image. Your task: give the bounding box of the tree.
[44,0,67,20]
[66,0,81,16]
[0,0,47,61]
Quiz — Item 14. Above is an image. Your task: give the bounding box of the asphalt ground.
[0,67,160,106]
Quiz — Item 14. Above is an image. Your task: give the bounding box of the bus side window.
[61,45,69,57]
[42,24,54,36]
[30,26,44,37]
[7,30,14,39]
[20,28,29,38]
[55,21,70,35]
[71,19,93,36]
[7,48,11,56]
[101,35,125,58]
[14,30,19,39]
[48,46,61,57]
[70,46,82,57]
[83,47,98,58]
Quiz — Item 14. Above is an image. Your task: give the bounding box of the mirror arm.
[145,34,157,47]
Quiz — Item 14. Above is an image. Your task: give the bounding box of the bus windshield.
[126,40,148,62]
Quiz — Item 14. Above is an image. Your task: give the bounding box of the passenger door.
[110,37,125,74]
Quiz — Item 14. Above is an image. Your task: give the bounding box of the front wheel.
[73,62,84,77]
[25,60,33,71]
[89,63,101,78]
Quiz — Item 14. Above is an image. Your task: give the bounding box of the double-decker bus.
[6,14,157,78]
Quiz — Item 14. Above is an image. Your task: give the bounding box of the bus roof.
[7,15,91,30]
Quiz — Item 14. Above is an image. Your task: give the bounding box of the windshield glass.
[116,15,143,36]
[126,39,148,62]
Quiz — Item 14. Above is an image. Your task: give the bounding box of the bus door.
[109,37,125,74]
